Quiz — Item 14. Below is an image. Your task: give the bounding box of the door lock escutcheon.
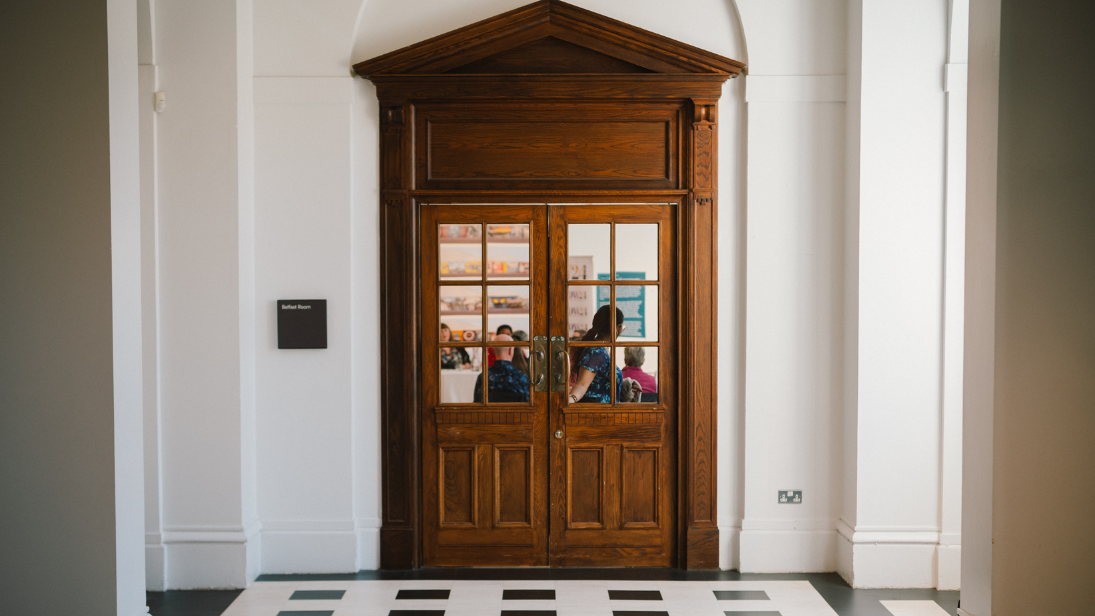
[550,336,567,393]
[554,430,563,439]
[532,335,549,392]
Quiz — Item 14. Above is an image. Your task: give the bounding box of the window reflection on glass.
[440,286,482,342]
[615,224,658,281]
[438,347,482,404]
[615,285,657,341]
[616,346,659,404]
[475,345,530,404]
[568,284,609,340]
[567,224,610,281]
[439,224,482,280]
[487,223,530,280]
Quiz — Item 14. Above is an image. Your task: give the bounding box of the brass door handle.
[532,336,548,392]
[550,336,568,392]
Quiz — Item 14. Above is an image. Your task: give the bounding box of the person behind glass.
[485,324,513,367]
[568,306,642,404]
[439,323,471,369]
[473,334,529,403]
[621,346,657,400]
[509,330,530,376]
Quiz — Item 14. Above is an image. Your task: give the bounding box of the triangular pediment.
[446,37,654,74]
[353,0,744,77]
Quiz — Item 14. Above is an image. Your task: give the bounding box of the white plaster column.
[936,0,970,592]
[838,0,950,589]
[154,0,259,589]
[737,0,849,573]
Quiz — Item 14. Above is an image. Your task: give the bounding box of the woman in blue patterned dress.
[568,305,642,404]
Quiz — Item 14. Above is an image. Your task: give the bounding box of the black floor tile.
[713,590,770,600]
[146,590,244,616]
[388,612,446,616]
[396,589,451,600]
[276,611,335,616]
[290,590,346,600]
[258,570,406,581]
[503,589,556,600]
[501,611,557,616]
[608,590,663,601]
[612,612,669,616]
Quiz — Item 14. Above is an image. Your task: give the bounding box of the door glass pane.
[439,224,483,280]
[568,224,610,281]
[440,286,482,341]
[487,223,530,280]
[439,347,482,404]
[568,285,610,340]
[617,346,659,404]
[615,224,659,281]
[483,345,530,404]
[568,345,613,404]
[487,285,530,341]
[615,285,657,341]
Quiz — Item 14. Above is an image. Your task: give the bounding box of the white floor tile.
[880,599,951,616]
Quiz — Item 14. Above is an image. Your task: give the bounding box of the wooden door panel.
[494,445,532,527]
[621,447,658,528]
[439,446,477,527]
[566,447,605,529]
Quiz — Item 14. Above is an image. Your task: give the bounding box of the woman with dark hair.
[568,305,642,404]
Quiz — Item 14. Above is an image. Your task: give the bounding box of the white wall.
[737,0,848,573]
[153,0,260,589]
[837,0,952,589]
[1,1,146,614]
[142,0,966,587]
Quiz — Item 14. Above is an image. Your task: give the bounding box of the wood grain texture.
[363,0,739,570]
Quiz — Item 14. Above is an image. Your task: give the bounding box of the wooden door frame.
[354,0,743,570]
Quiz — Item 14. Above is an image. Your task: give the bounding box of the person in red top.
[621,346,657,397]
[486,324,513,367]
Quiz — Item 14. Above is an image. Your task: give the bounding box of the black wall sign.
[277,299,327,349]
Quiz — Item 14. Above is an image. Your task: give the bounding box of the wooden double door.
[422,202,677,566]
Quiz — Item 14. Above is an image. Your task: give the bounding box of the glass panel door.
[548,203,676,567]
[421,204,549,567]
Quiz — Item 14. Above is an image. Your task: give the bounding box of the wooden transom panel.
[415,104,679,191]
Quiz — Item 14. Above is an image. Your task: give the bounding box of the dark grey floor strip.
[501,611,557,616]
[503,589,556,600]
[276,611,335,616]
[396,589,451,600]
[608,590,662,600]
[290,590,346,600]
[612,612,669,616]
[714,590,770,601]
[722,612,781,616]
[388,611,446,616]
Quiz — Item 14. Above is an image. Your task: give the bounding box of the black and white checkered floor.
[208,575,957,616]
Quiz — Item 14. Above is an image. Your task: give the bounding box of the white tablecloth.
[439,370,481,403]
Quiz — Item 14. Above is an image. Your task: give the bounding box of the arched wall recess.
[353,0,744,569]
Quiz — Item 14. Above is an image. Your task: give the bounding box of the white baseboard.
[356,522,380,570]
[162,524,260,589]
[145,543,165,591]
[836,522,940,588]
[261,523,357,574]
[718,525,741,571]
[739,528,837,572]
[935,544,961,590]
[165,541,250,589]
